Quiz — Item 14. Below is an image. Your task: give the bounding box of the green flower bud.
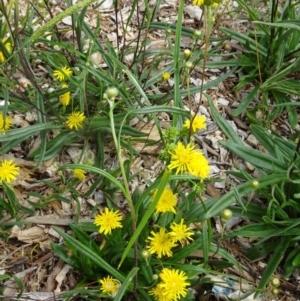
[271,278,280,288]
[252,180,259,189]
[141,250,150,259]
[221,209,233,221]
[272,288,279,295]
[193,30,202,39]
[152,274,159,281]
[105,87,119,100]
[166,28,172,34]
[185,61,193,69]
[183,49,191,60]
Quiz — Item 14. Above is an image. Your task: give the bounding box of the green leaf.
[220,141,287,171]
[207,95,241,144]
[53,227,129,285]
[118,169,171,268]
[201,174,289,221]
[114,267,139,301]
[232,85,260,116]
[58,164,127,196]
[255,237,290,297]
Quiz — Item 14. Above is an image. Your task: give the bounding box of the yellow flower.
[169,219,194,246]
[159,268,190,301]
[99,276,120,295]
[162,72,170,82]
[0,38,12,63]
[146,228,177,258]
[152,187,177,214]
[0,160,20,184]
[59,83,70,106]
[168,142,198,175]
[73,169,86,180]
[168,142,210,179]
[66,112,85,130]
[211,2,219,7]
[94,208,123,235]
[184,115,206,133]
[189,152,210,179]
[149,284,172,301]
[0,114,12,133]
[53,66,72,81]
[193,0,204,6]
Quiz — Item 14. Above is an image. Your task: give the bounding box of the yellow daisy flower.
[149,284,172,301]
[168,142,198,175]
[0,38,12,63]
[94,208,123,235]
[53,66,72,81]
[162,72,170,82]
[146,228,177,258]
[99,276,120,295]
[0,160,20,184]
[59,83,70,106]
[169,219,194,246]
[152,187,177,214]
[189,152,210,179]
[0,114,13,133]
[159,268,190,301]
[73,169,86,180]
[66,112,85,130]
[193,0,204,6]
[184,115,206,133]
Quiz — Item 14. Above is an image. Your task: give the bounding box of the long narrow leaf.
[53,227,129,285]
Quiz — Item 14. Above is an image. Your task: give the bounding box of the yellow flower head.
[0,38,12,64]
[189,152,210,179]
[0,160,20,184]
[159,268,190,300]
[169,219,194,246]
[168,142,210,179]
[94,208,123,235]
[146,228,177,258]
[149,284,172,301]
[66,112,85,130]
[193,0,204,6]
[73,169,86,180]
[59,83,70,106]
[162,72,170,82]
[184,115,206,133]
[152,187,177,214]
[0,114,13,133]
[53,66,72,81]
[99,276,120,296]
[168,142,198,175]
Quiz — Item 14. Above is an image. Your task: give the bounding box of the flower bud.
[183,49,191,60]
[152,274,159,281]
[252,180,259,189]
[185,61,193,69]
[271,277,280,288]
[271,288,279,295]
[105,87,119,100]
[221,209,232,221]
[141,250,150,259]
[223,42,231,50]
[166,28,172,34]
[193,30,202,39]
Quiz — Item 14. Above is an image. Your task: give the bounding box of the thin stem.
[108,101,138,295]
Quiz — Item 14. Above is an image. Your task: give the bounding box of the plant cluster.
[0,0,299,300]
